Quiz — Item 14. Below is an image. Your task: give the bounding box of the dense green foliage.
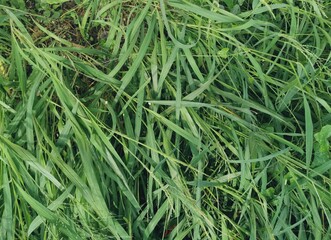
[1,0,331,239]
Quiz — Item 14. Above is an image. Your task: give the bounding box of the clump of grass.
[1,0,331,239]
